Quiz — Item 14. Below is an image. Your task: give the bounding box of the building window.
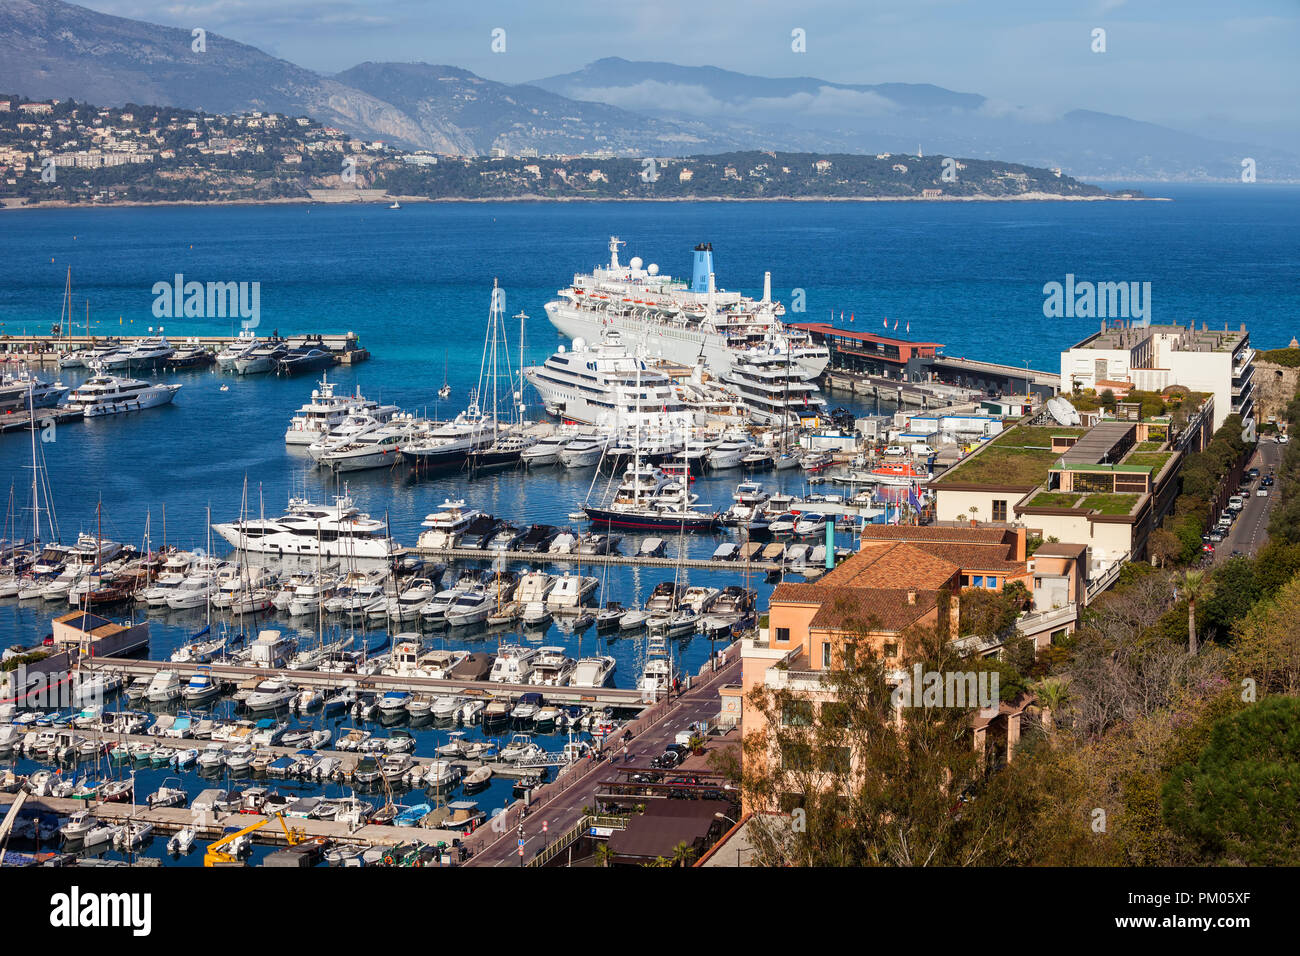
[820,702,849,727]
[822,642,832,668]
[819,746,852,774]
[971,575,984,588]
[782,700,814,727]
[775,627,790,643]
[883,642,898,658]
[992,499,1007,521]
[781,742,813,771]
[987,576,998,589]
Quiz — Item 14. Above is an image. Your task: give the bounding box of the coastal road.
[465,654,740,868]
[1216,439,1283,562]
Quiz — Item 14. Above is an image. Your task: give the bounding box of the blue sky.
[85,0,1300,150]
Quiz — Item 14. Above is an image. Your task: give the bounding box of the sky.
[81,0,1300,151]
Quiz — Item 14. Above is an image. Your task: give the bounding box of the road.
[1215,439,1283,562]
[464,654,740,867]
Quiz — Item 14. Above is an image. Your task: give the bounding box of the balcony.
[765,666,832,693]
[1015,603,1078,636]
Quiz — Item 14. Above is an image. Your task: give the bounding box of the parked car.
[1208,530,1225,542]
[1257,488,1269,497]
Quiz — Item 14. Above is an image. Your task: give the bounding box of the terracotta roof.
[915,544,1026,573]
[857,525,1015,545]
[808,586,940,633]
[817,542,960,591]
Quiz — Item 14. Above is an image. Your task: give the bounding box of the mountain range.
[1,0,1294,180]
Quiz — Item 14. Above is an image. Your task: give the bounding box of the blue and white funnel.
[691,243,714,294]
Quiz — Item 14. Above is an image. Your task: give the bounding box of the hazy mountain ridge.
[0,1,1294,179]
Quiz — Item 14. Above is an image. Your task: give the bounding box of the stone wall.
[1254,359,1300,424]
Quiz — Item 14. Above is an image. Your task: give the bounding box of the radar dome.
[572,337,586,352]
[629,256,643,270]
[647,263,659,275]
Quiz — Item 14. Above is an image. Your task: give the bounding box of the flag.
[893,320,898,331]
[849,313,854,323]
[906,321,910,333]
[908,483,923,513]
[883,317,887,329]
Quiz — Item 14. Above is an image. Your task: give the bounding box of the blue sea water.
[1,186,1297,860]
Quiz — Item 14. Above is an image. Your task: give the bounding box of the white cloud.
[567,81,898,119]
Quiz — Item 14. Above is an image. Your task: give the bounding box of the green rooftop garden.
[1079,493,1140,515]
[1029,491,1085,508]
[935,426,1085,486]
[1023,490,1141,514]
[1124,451,1173,472]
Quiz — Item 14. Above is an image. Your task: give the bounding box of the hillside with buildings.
[0,95,1127,206]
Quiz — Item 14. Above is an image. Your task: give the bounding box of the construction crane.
[0,791,28,866]
[203,812,307,867]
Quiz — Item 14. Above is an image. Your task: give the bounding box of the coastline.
[0,191,1168,211]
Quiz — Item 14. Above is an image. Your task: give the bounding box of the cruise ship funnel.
[691,242,714,293]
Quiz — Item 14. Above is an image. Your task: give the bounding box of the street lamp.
[714,812,741,868]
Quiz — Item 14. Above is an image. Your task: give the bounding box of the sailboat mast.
[28,382,39,562]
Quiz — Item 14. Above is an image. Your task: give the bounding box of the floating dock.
[86,656,649,708]
[3,794,465,852]
[0,331,369,366]
[402,544,782,572]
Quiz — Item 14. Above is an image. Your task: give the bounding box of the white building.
[1060,321,1254,430]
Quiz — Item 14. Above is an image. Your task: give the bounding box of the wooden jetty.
[3,794,465,850]
[0,406,81,434]
[404,544,782,572]
[85,655,648,708]
[0,331,369,365]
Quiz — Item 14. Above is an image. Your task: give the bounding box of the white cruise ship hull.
[212,523,396,559]
[545,301,828,381]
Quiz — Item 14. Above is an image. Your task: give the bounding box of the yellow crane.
[203,812,308,867]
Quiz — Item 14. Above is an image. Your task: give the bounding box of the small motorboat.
[147,778,188,809]
[462,765,492,794]
[114,820,155,850]
[167,826,196,854]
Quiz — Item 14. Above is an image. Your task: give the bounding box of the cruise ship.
[523,330,702,432]
[543,237,828,381]
[212,493,397,559]
[723,350,828,426]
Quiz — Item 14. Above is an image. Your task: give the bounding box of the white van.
[1227,495,1245,511]
[884,445,906,457]
[910,443,935,457]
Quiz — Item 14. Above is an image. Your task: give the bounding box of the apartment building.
[737,525,1087,771]
[1060,321,1254,430]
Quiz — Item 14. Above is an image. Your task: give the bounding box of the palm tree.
[593,842,612,868]
[670,841,695,867]
[1034,677,1070,741]
[1180,569,1211,656]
